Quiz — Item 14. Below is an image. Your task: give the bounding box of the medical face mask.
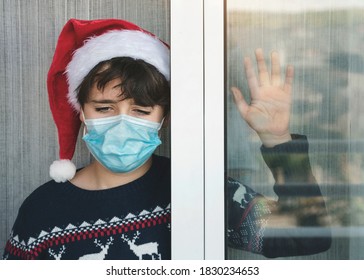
[82,113,162,173]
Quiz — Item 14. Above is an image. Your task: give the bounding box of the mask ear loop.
[157,117,166,138]
[158,117,166,130]
[80,109,93,163]
[80,109,88,136]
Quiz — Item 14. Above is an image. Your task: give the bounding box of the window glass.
[226,0,364,259]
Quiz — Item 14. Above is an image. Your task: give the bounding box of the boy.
[3,19,330,260]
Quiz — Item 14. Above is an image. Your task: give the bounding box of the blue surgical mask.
[82,114,162,173]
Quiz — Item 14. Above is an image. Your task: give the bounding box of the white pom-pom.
[49,159,76,183]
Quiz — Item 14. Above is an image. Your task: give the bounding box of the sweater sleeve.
[227,134,332,258]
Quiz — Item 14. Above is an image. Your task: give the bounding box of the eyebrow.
[90,99,119,104]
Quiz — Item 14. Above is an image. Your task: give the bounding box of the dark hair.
[77,57,170,116]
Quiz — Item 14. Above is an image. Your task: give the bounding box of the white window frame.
[171,0,225,259]
[203,0,225,260]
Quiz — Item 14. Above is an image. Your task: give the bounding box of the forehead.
[86,79,152,108]
[88,78,123,101]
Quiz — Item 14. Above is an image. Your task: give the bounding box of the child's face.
[81,78,164,123]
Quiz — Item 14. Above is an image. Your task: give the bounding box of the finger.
[255,48,270,86]
[231,87,249,119]
[283,65,294,94]
[271,51,282,87]
[244,56,259,98]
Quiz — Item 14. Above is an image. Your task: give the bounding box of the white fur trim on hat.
[66,30,170,112]
[49,159,77,183]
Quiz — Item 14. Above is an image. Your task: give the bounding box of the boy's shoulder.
[29,179,66,195]
[20,179,67,210]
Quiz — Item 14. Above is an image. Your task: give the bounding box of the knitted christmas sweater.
[3,135,331,260]
[4,155,171,260]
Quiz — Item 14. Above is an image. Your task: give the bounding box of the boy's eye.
[133,109,151,115]
[95,107,113,113]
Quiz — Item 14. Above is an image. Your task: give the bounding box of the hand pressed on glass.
[231,48,293,147]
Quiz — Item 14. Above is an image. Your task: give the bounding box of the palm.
[244,86,291,135]
[232,49,294,147]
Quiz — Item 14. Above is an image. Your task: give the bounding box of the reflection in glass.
[226,0,364,259]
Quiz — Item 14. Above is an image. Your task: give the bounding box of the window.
[225,0,364,259]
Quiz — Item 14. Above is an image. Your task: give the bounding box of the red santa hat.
[47,18,170,183]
